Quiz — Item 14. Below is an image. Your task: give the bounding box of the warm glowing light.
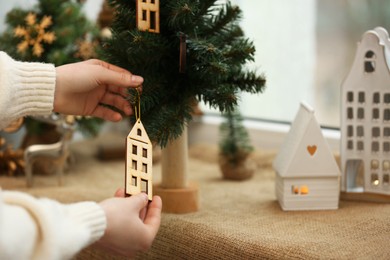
[300,185,309,195]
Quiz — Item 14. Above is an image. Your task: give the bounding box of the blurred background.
[1,0,390,130]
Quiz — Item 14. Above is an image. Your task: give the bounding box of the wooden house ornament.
[273,102,340,211]
[125,119,153,201]
[136,0,160,33]
[340,27,390,202]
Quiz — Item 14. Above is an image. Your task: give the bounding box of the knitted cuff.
[0,52,56,120]
[65,202,107,245]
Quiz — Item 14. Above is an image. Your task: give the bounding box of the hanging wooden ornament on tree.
[125,88,153,201]
[136,0,160,33]
[179,32,186,73]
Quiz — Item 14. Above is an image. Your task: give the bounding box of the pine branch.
[227,70,266,94]
[167,0,199,30]
[104,0,266,147]
[222,38,256,64]
[203,1,242,36]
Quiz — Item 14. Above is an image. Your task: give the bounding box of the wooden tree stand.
[154,127,199,213]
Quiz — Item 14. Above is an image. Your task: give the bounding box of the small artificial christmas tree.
[103,0,266,147]
[104,0,266,213]
[0,0,103,137]
[219,108,253,164]
[219,108,256,180]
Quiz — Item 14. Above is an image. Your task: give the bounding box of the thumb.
[130,193,149,211]
[114,188,125,198]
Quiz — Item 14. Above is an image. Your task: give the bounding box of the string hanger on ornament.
[134,86,142,123]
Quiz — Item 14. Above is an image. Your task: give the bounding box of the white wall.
[201,0,317,123]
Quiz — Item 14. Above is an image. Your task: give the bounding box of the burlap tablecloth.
[1,139,389,259]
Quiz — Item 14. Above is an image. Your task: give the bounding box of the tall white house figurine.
[273,102,340,211]
[125,119,153,201]
[340,27,390,202]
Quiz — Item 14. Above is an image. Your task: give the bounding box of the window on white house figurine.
[384,142,390,153]
[364,51,376,73]
[358,92,365,103]
[373,93,380,104]
[373,109,380,120]
[372,127,380,138]
[347,140,353,150]
[137,128,142,136]
[385,128,390,138]
[132,145,137,155]
[347,108,354,120]
[348,125,353,137]
[371,160,379,170]
[384,109,390,121]
[291,185,309,195]
[371,173,380,186]
[357,141,364,151]
[371,141,380,153]
[383,174,389,185]
[357,108,364,120]
[384,160,390,171]
[347,92,354,103]
[357,126,364,137]
[384,93,390,104]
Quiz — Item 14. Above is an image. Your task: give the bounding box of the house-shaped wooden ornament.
[273,102,340,211]
[340,27,390,202]
[136,0,160,33]
[125,119,153,201]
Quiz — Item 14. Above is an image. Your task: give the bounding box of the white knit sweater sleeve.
[0,190,107,260]
[0,51,55,130]
[0,52,107,259]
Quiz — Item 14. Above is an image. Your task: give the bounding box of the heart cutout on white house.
[307,145,317,156]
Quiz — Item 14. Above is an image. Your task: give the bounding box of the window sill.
[189,114,340,152]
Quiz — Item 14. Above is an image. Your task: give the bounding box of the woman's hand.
[54,59,143,122]
[96,189,162,257]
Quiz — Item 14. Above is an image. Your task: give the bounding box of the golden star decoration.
[14,13,56,57]
[74,39,98,60]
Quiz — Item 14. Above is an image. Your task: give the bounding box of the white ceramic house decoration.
[273,102,340,211]
[340,27,390,202]
[125,119,153,201]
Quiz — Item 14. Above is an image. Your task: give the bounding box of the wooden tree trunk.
[161,127,188,189]
[155,125,199,213]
